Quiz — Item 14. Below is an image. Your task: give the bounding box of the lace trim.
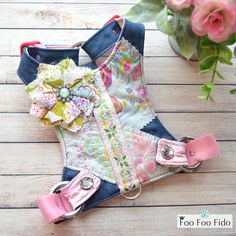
[93,72,140,193]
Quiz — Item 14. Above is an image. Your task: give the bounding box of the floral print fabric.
[99,39,155,130]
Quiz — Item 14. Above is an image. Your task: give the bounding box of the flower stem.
[207,46,219,100]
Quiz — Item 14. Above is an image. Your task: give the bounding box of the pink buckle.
[20,41,42,56]
[156,134,220,170]
[103,15,121,26]
[36,169,101,223]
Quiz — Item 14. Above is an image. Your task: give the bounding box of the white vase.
[168,36,199,61]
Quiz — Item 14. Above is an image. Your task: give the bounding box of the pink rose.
[191,0,236,43]
[166,0,192,11]
[234,3,236,32]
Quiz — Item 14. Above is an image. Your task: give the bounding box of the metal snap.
[80,176,94,190]
[161,145,175,160]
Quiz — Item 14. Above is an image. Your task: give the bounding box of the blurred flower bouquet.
[126,0,236,101]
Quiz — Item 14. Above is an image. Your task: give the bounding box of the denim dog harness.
[17,17,220,224]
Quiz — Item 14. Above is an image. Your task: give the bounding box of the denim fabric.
[17,19,144,85]
[141,117,176,141]
[17,18,175,211]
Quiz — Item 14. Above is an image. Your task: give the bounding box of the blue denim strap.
[17,47,80,85]
[17,18,145,85]
[82,19,145,61]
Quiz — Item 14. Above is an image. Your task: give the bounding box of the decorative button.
[80,176,94,190]
[57,85,73,103]
[59,88,70,99]
[161,145,174,160]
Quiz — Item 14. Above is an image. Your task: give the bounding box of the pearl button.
[59,87,70,99]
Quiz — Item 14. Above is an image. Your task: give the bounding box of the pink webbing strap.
[185,134,220,166]
[36,169,101,223]
[156,133,220,167]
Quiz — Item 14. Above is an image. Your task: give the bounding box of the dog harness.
[17,17,220,224]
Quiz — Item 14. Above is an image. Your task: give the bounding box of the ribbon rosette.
[26,59,100,132]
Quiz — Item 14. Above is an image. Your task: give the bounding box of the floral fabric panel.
[98,38,155,130]
[126,129,176,185]
[57,121,116,183]
[26,59,100,132]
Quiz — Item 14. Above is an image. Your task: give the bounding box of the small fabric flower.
[26,59,100,132]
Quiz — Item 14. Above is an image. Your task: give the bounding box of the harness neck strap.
[17,18,145,85]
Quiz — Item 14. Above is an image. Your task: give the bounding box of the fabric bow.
[26,59,100,132]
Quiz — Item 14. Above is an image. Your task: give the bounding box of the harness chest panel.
[17,17,220,224]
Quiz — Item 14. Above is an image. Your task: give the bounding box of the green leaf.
[230,89,236,95]
[221,33,236,46]
[206,82,215,90]
[199,55,217,72]
[198,46,216,61]
[198,94,208,100]
[200,82,214,92]
[199,68,213,74]
[156,5,173,36]
[124,162,129,167]
[125,0,164,23]
[198,93,214,102]
[215,70,225,80]
[170,10,198,59]
[208,95,215,102]
[234,46,236,57]
[199,83,215,102]
[218,45,233,65]
[200,37,216,49]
